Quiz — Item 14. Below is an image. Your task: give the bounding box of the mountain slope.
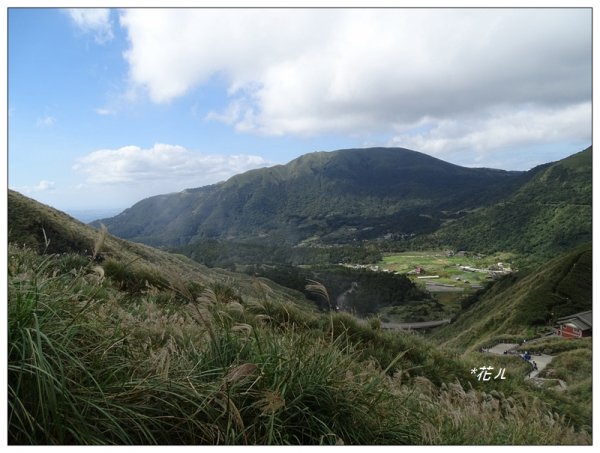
[431,243,592,351]
[95,147,525,247]
[10,237,592,444]
[426,147,592,264]
[7,189,309,305]
[7,191,592,444]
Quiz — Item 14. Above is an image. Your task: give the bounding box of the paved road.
[487,343,519,354]
[425,284,465,293]
[382,319,451,330]
[524,353,554,379]
[485,343,554,379]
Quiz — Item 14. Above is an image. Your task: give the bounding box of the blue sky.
[6,7,592,212]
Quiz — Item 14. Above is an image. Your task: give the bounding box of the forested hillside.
[95,147,525,247]
[426,147,592,265]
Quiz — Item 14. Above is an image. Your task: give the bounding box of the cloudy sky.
[7,6,592,212]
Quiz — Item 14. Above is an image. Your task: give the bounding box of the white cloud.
[67,8,114,44]
[388,102,592,167]
[118,8,591,157]
[36,115,56,127]
[94,107,116,116]
[16,180,56,193]
[73,143,270,188]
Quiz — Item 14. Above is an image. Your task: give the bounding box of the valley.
[9,6,593,446]
[7,145,593,445]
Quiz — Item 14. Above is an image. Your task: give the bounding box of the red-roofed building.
[555,310,592,338]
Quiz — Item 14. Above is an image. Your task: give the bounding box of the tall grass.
[92,224,107,261]
[7,244,591,445]
[411,378,590,445]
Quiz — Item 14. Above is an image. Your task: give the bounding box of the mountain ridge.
[95,147,527,247]
[425,146,592,263]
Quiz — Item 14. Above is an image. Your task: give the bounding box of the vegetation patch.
[7,244,591,445]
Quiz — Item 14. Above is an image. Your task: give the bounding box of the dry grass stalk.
[92,224,108,260]
[213,391,246,439]
[252,278,274,300]
[305,279,331,309]
[305,279,335,341]
[163,269,195,302]
[41,227,50,253]
[258,390,285,415]
[197,288,218,306]
[231,323,253,335]
[224,363,258,384]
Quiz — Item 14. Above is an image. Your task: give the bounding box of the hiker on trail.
[533,361,538,371]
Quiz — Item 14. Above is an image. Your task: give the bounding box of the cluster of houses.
[342,263,395,273]
[455,262,513,278]
[405,262,512,282]
[447,250,468,257]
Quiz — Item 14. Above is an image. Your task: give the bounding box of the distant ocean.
[65,208,124,224]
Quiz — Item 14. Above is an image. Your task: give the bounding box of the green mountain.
[426,147,592,264]
[95,147,525,247]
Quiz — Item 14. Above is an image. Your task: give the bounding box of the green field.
[375,250,519,322]
[379,250,518,289]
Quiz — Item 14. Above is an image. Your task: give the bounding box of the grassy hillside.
[8,243,591,445]
[425,147,592,266]
[432,244,592,351]
[514,337,593,431]
[7,189,310,307]
[7,191,591,445]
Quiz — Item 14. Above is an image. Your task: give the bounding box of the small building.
[555,310,592,338]
[408,266,426,275]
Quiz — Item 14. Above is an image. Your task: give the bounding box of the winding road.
[486,342,562,384]
[381,319,451,330]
